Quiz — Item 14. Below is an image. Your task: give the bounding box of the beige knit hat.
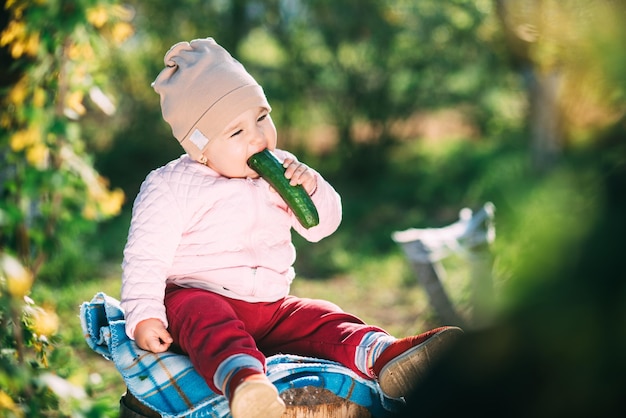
[152,37,270,161]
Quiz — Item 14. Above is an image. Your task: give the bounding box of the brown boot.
[228,372,285,418]
[373,326,463,398]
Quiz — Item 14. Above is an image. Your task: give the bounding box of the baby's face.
[202,106,277,178]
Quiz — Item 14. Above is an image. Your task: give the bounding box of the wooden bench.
[392,202,496,328]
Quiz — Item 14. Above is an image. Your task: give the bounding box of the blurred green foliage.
[0,0,128,284]
[1,0,129,415]
[94,0,522,277]
[394,3,626,416]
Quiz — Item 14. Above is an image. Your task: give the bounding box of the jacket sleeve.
[120,169,183,339]
[274,149,342,242]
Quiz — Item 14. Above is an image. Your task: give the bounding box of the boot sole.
[378,326,463,398]
[230,380,286,418]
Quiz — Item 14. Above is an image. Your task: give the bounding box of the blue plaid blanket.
[80,292,401,417]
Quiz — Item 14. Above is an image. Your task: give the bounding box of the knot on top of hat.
[152,37,270,162]
[163,38,230,68]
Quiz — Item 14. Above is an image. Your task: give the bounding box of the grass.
[291,252,435,338]
[32,243,484,416]
[32,263,125,416]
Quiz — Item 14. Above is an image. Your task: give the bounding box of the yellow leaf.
[31,307,60,337]
[0,20,25,46]
[10,127,39,151]
[25,32,39,56]
[99,187,125,216]
[87,6,108,28]
[111,21,134,44]
[33,87,47,108]
[8,76,28,106]
[26,142,49,168]
[0,253,34,298]
[82,202,98,220]
[67,42,94,61]
[0,390,20,416]
[10,40,25,58]
[65,90,86,116]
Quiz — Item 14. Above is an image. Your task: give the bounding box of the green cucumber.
[247,149,320,229]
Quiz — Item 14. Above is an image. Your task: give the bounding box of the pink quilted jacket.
[120,149,342,339]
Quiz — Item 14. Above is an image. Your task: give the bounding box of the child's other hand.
[134,318,173,353]
[283,158,317,195]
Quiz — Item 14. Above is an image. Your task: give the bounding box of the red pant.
[164,285,385,393]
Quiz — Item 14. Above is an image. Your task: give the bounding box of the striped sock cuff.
[214,354,265,396]
[354,331,396,378]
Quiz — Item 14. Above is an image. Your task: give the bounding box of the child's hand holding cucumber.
[282,156,316,192]
[247,149,320,229]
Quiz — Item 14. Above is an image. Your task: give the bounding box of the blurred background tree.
[497,0,625,170]
[0,0,128,283]
[1,0,130,415]
[397,2,626,416]
[96,0,517,271]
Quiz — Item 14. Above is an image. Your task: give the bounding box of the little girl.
[121,37,461,418]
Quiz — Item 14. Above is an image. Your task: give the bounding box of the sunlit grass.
[32,265,124,416]
[293,251,433,337]
[38,244,483,416]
